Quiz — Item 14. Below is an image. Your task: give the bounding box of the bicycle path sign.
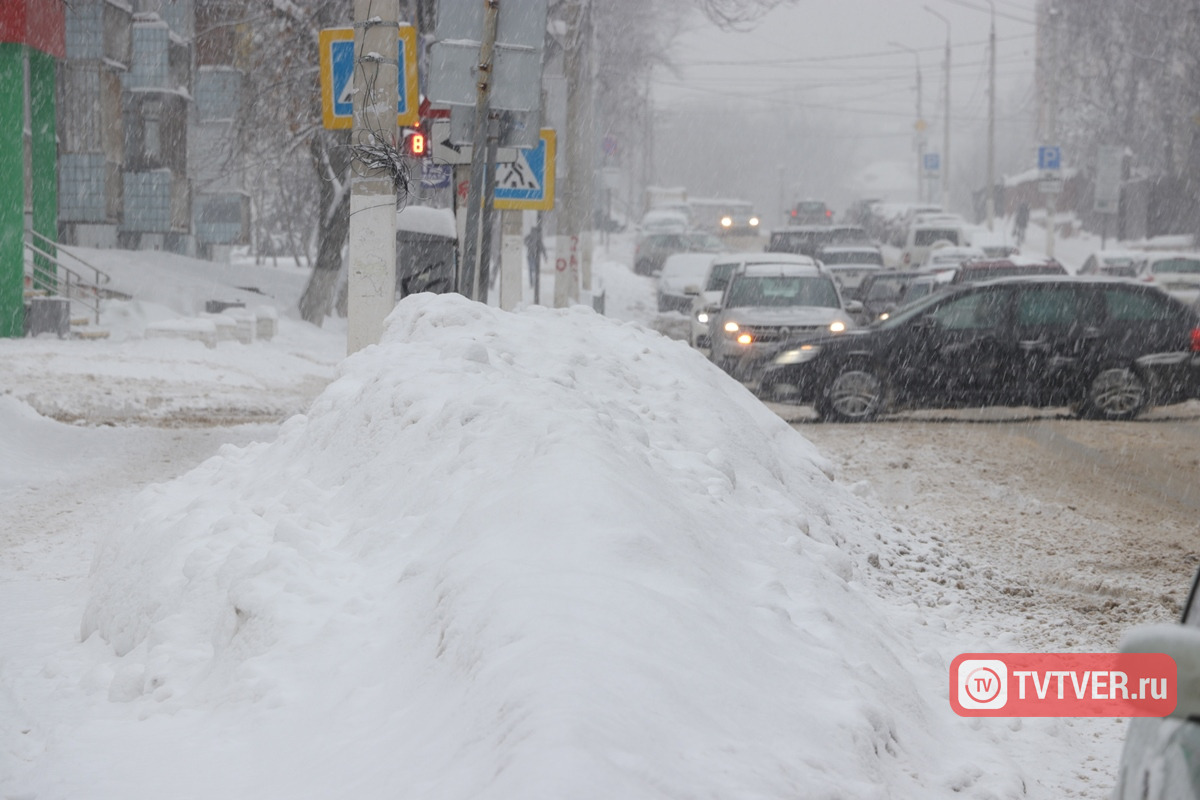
[493,129,556,211]
[319,25,419,130]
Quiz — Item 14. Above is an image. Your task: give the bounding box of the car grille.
[741,324,823,342]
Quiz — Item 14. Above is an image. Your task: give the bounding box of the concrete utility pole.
[460,0,499,301]
[499,209,522,310]
[1046,5,1060,258]
[555,0,592,307]
[890,41,925,204]
[986,0,996,231]
[925,6,951,211]
[347,0,399,354]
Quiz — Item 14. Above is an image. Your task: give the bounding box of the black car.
[855,271,933,323]
[760,277,1200,422]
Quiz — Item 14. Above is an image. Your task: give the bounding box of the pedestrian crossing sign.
[494,129,556,211]
[319,25,419,130]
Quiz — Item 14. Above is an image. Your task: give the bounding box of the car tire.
[819,363,885,422]
[1079,364,1149,421]
[635,259,653,276]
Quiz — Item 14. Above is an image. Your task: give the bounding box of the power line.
[670,32,1035,68]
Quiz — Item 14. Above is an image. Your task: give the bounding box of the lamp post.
[889,41,926,204]
[985,0,996,231]
[925,6,951,211]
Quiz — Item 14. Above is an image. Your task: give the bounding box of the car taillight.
[826,209,833,218]
[1191,327,1200,352]
[903,252,910,265]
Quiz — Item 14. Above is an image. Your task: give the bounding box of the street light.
[888,41,926,204]
[943,0,996,231]
[924,5,951,211]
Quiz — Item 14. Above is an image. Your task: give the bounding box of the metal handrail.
[25,241,106,324]
[28,229,113,289]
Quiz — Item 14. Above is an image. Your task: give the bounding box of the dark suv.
[760,277,1200,421]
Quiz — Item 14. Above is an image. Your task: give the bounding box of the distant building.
[58,0,248,259]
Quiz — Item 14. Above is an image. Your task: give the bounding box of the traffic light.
[405,130,427,158]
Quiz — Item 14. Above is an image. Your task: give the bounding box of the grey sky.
[648,0,1041,215]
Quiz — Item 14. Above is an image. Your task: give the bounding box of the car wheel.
[1080,365,1149,421]
[820,365,885,422]
[635,259,653,276]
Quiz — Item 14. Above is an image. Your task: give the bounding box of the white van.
[902,223,963,266]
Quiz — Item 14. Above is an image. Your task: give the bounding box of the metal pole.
[890,42,924,204]
[986,0,996,230]
[477,130,499,303]
[925,6,951,211]
[461,0,499,300]
[346,0,399,354]
[1046,5,1060,259]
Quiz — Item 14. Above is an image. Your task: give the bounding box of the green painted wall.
[0,43,24,338]
[30,48,56,294]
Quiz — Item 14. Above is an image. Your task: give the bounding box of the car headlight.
[696,312,709,323]
[724,321,739,332]
[774,344,822,365]
[721,216,733,227]
[829,321,846,333]
[736,333,754,345]
[878,312,890,321]
[749,217,759,226]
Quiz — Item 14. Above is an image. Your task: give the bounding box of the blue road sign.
[421,163,452,189]
[494,129,556,211]
[320,26,420,129]
[1038,145,1062,172]
[923,153,940,172]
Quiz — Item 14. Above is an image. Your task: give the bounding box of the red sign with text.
[950,653,1176,717]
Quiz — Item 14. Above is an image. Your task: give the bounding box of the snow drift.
[80,294,1022,798]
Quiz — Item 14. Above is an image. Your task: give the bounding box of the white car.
[640,209,690,234]
[1138,252,1200,305]
[687,253,811,348]
[657,253,717,314]
[1078,250,1146,278]
[902,223,965,267]
[918,245,986,271]
[1114,567,1200,799]
[814,245,885,298]
[709,259,858,380]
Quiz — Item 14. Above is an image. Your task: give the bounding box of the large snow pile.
[76,295,1022,798]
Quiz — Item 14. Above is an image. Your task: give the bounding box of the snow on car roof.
[396,205,457,238]
[715,252,817,267]
[660,252,717,277]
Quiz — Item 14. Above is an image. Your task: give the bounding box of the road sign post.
[1038,145,1063,258]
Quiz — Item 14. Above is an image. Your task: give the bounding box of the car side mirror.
[845,300,864,314]
[684,284,701,296]
[1121,624,1200,720]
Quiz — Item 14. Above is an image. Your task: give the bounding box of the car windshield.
[914,229,960,246]
[865,276,909,301]
[706,262,737,292]
[726,275,840,309]
[821,250,883,265]
[960,264,1066,282]
[1100,265,1138,278]
[684,233,723,250]
[876,290,948,329]
[1151,258,1200,274]
[795,202,826,214]
[830,228,868,243]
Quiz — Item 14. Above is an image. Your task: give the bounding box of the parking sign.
[319,26,420,130]
[1038,145,1062,172]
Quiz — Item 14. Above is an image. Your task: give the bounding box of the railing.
[24,231,117,325]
